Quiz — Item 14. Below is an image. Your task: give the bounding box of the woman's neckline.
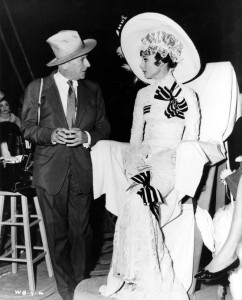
[152,72,176,87]
[0,113,11,120]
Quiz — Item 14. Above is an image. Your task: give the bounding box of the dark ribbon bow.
[131,171,163,222]
[154,81,188,119]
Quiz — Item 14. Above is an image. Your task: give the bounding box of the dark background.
[1,0,242,142]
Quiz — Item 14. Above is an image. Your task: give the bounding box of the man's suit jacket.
[21,72,110,195]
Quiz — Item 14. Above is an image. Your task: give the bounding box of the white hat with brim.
[46,30,97,67]
[120,13,201,84]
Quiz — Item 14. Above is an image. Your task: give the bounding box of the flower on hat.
[116,46,124,58]
[140,31,183,63]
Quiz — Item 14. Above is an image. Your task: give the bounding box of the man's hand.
[51,128,70,144]
[66,128,88,147]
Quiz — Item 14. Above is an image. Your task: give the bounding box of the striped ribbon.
[154,81,188,119]
[131,171,163,222]
[143,105,151,114]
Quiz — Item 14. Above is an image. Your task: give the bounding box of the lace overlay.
[100,74,200,299]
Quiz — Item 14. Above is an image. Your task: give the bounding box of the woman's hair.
[140,50,177,69]
[0,98,9,105]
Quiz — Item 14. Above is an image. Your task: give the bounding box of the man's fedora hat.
[46,30,97,67]
[120,13,200,84]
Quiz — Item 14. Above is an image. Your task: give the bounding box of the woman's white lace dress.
[100,74,200,300]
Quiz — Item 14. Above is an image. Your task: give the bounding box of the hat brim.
[121,13,201,84]
[47,39,97,67]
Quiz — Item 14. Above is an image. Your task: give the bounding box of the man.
[21,30,110,300]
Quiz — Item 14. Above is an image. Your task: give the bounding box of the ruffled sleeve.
[182,88,200,141]
[130,89,145,146]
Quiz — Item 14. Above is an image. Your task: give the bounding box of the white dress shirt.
[53,71,91,147]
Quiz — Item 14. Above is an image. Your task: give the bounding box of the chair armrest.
[175,140,225,201]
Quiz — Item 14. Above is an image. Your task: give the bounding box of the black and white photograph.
[0,0,242,299]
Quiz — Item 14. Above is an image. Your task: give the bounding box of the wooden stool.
[0,191,53,291]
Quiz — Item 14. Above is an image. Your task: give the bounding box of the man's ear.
[59,62,68,71]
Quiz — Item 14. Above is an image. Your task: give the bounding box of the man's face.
[62,55,91,80]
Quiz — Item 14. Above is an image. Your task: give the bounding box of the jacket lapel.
[45,74,68,127]
[75,80,88,127]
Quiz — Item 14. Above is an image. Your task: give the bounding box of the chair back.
[186,62,241,153]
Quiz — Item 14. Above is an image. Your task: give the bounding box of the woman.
[0,97,21,128]
[99,13,201,300]
[0,95,23,156]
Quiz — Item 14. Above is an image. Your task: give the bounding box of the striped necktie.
[66,80,76,128]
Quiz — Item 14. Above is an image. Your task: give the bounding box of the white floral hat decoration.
[140,31,183,63]
[119,13,201,84]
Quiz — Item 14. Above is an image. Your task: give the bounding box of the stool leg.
[33,196,53,277]
[11,196,17,274]
[0,196,4,237]
[0,196,4,254]
[22,196,35,291]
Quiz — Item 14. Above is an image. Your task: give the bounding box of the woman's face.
[139,53,165,80]
[0,100,10,114]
